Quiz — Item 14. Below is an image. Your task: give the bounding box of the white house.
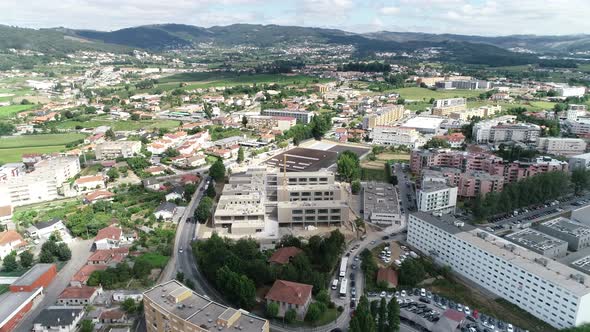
[0,230,26,259]
[26,218,70,241]
[153,202,177,221]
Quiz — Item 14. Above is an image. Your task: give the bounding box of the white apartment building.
[95,141,141,160]
[536,137,587,156]
[432,98,467,116]
[261,109,313,124]
[362,105,405,129]
[488,123,541,143]
[550,84,586,98]
[369,126,426,149]
[408,212,590,329]
[416,181,457,214]
[449,105,502,121]
[566,105,587,122]
[472,116,518,143]
[569,152,590,170]
[569,118,590,136]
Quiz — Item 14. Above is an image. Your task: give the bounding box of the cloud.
[379,6,400,15]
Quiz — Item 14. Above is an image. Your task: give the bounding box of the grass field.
[394,87,482,101]
[0,133,85,163]
[56,119,180,131]
[0,104,36,119]
[135,253,169,268]
[159,72,331,89]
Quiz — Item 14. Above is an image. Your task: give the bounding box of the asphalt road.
[15,239,93,332]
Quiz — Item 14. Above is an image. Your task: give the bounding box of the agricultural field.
[0,104,36,119]
[56,119,180,131]
[0,133,85,163]
[394,87,482,101]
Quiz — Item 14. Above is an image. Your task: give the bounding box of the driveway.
[15,238,93,332]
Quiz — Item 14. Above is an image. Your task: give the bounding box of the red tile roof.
[268,247,303,265]
[95,225,122,242]
[58,285,98,299]
[85,190,115,202]
[376,268,398,287]
[75,175,104,184]
[72,265,108,283]
[0,230,24,246]
[88,248,129,263]
[265,280,312,306]
[100,309,126,320]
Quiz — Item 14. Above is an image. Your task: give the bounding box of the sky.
[1,0,589,36]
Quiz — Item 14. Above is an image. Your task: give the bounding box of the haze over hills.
[2,23,590,66]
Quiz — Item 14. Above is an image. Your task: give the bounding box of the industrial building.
[143,280,269,332]
[538,218,590,251]
[407,212,590,329]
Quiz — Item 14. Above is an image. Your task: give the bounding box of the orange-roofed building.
[71,265,108,287]
[268,247,302,265]
[265,280,312,319]
[0,230,25,259]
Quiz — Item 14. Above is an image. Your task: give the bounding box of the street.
[15,239,93,332]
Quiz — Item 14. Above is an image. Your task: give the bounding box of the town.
[1,8,590,332]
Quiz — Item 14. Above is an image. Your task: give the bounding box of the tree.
[176,271,185,282]
[572,169,589,195]
[351,180,361,194]
[184,184,196,201]
[121,298,138,313]
[0,122,15,136]
[39,249,54,263]
[56,243,72,261]
[423,137,451,149]
[387,294,400,332]
[315,289,331,305]
[337,150,360,182]
[19,251,34,268]
[266,301,279,318]
[378,298,387,332]
[195,197,214,223]
[2,253,18,272]
[107,168,119,181]
[305,302,322,322]
[349,295,376,332]
[165,147,180,158]
[242,116,248,128]
[209,159,226,181]
[399,259,426,287]
[206,181,216,198]
[105,128,115,140]
[237,147,245,163]
[285,309,297,323]
[79,320,94,332]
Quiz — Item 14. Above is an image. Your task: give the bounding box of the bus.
[339,257,348,278]
[339,278,348,298]
[331,279,339,290]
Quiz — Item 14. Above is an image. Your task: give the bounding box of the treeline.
[495,144,539,162]
[472,171,570,221]
[539,59,578,68]
[193,231,345,309]
[255,60,305,74]
[276,113,332,145]
[338,62,391,73]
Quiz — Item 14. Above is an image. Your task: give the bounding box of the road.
[16,239,93,332]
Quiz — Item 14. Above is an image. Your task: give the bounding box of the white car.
[457,304,463,312]
[420,288,426,297]
[380,291,386,298]
[464,306,471,315]
[178,247,183,253]
[507,324,514,332]
[401,290,406,297]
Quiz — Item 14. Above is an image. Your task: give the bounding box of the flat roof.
[402,116,445,130]
[541,217,590,238]
[362,182,399,218]
[506,228,567,252]
[12,264,54,287]
[0,290,40,328]
[143,280,267,332]
[410,211,476,235]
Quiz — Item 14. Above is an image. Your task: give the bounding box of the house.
[32,306,84,332]
[265,280,313,320]
[154,202,177,221]
[145,166,166,176]
[112,291,143,302]
[74,175,106,192]
[57,285,102,305]
[87,248,129,265]
[376,267,398,288]
[71,265,108,287]
[268,247,303,265]
[93,225,123,250]
[84,190,115,204]
[100,309,128,324]
[165,187,185,202]
[0,230,26,259]
[26,218,69,240]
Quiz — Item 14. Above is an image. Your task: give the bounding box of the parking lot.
[367,288,521,332]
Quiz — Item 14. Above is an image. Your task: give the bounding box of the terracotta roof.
[100,309,126,320]
[0,230,24,246]
[72,265,108,283]
[88,248,128,263]
[376,268,398,287]
[146,166,165,173]
[58,285,98,299]
[265,280,312,306]
[95,226,122,242]
[268,247,303,265]
[0,205,12,218]
[85,190,115,202]
[75,175,104,185]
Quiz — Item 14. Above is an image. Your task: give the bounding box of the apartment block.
[506,228,568,258]
[246,115,296,131]
[143,280,269,332]
[449,105,502,121]
[431,98,467,116]
[538,218,590,251]
[407,212,590,329]
[369,126,426,148]
[569,152,590,170]
[472,116,518,143]
[95,141,142,160]
[416,181,457,214]
[436,79,491,90]
[536,137,587,156]
[488,123,541,143]
[362,105,405,129]
[261,109,313,124]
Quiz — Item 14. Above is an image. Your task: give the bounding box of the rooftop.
[540,217,590,238]
[265,280,313,306]
[58,286,98,299]
[362,181,399,218]
[268,247,303,265]
[12,264,55,287]
[506,228,567,252]
[143,280,268,332]
[33,306,84,327]
[0,290,40,328]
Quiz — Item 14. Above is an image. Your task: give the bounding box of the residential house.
[112,291,143,302]
[154,202,177,221]
[57,285,102,306]
[74,175,106,193]
[145,166,166,176]
[93,225,123,250]
[32,306,84,332]
[165,187,185,202]
[0,231,26,259]
[71,265,108,287]
[87,248,129,265]
[268,247,303,265]
[26,218,69,240]
[100,309,128,324]
[265,280,312,320]
[84,190,115,204]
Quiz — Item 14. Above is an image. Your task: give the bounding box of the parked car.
[380,291,386,298]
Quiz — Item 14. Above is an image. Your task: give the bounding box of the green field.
[0,104,36,119]
[159,72,331,89]
[56,119,180,131]
[0,133,86,163]
[394,87,482,101]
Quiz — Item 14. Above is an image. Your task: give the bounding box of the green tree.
[399,259,426,287]
[572,169,589,195]
[349,295,376,332]
[237,147,245,163]
[351,180,361,194]
[209,159,226,181]
[242,116,248,128]
[387,294,400,332]
[423,137,451,149]
[107,167,119,181]
[79,320,94,332]
[105,128,116,140]
[195,197,214,223]
[184,184,196,201]
[378,297,387,332]
[19,251,34,268]
[176,271,185,282]
[2,253,18,272]
[285,309,297,323]
[315,289,331,305]
[266,301,279,318]
[56,243,72,261]
[206,181,216,198]
[0,122,16,136]
[305,302,322,322]
[337,150,360,182]
[121,298,137,313]
[39,249,54,263]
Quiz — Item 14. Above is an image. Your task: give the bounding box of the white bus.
[339,278,348,298]
[339,257,348,278]
[331,279,339,290]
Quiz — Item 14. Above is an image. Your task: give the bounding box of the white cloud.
[379,6,400,15]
